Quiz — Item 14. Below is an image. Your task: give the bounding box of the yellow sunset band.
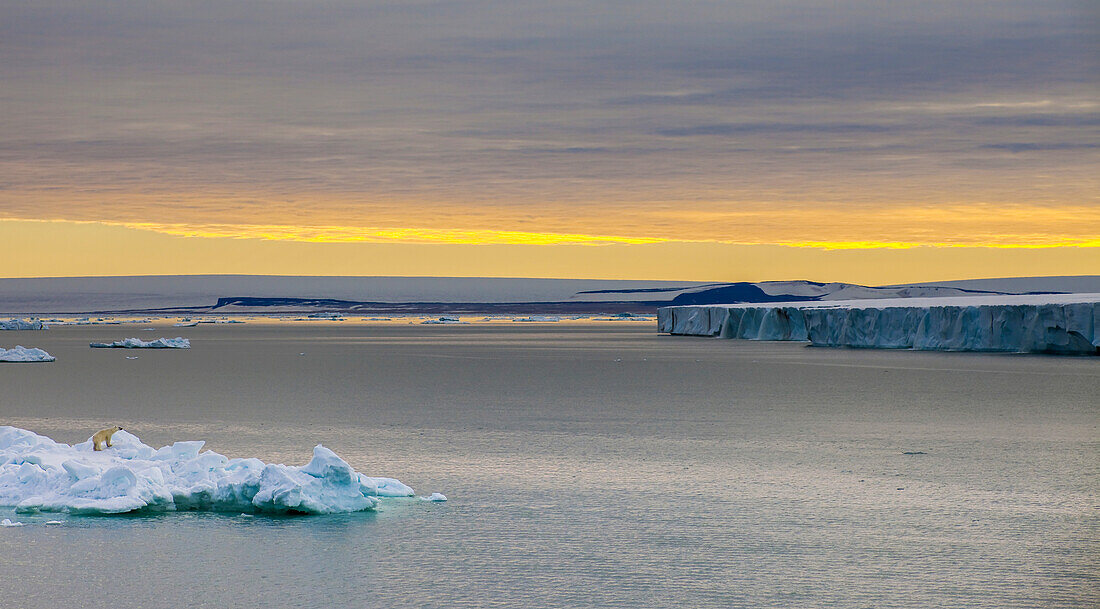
[4,218,1097,249]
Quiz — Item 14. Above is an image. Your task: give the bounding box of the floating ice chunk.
[422,317,464,324]
[0,346,56,363]
[44,520,63,525]
[90,337,190,349]
[0,426,414,515]
[512,315,560,322]
[1,518,24,527]
[419,492,447,502]
[0,319,48,331]
[174,321,199,327]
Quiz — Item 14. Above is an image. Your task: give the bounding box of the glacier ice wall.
[0,427,414,515]
[657,294,1100,354]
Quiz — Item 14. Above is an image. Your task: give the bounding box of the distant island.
[0,275,1097,316]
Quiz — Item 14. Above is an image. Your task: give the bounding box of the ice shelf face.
[0,319,47,331]
[89,337,190,349]
[0,346,56,362]
[0,427,414,515]
[657,294,1100,354]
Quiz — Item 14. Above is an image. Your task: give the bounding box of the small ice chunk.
[0,346,56,363]
[0,318,48,331]
[419,492,447,502]
[44,520,64,525]
[90,337,190,349]
[1,518,24,527]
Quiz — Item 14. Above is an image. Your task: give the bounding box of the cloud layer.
[1,0,1097,248]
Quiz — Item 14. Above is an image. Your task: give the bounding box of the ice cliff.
[0,427,414,515]
[657,294,1100,354]
[90,337,191,349]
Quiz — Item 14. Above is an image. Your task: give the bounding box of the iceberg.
[0,427,414,515]
[90,337,191,349]
[0,346,56,363]
[0,318,48,331]
[658,294,1100,354]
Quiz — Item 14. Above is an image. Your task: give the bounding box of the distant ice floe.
[421,317,465,324]
[0,318,48,331]
[512,315,560,322]
[0,426,415,515]
[90,337,191,349]
[659,294,1100,354]
[0,346,56,363]
[419,492,447,502]
[1,518,24,527]
[173,321,199,327]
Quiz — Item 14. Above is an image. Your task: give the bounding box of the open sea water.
[1,323,1097,608]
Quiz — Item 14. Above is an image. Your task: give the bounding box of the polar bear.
[92,426,124,451]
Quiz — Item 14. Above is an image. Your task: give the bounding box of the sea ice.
[0,426,414,515]
[0,346,56,363]
[90,337,191,349]
[1,518,24,527]
[419,492,447,502]
[0,319,48,331]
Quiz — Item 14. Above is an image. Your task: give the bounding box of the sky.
[1,0,1097,283]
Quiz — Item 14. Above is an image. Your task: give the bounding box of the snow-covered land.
[0,346,56,363]
[0,427,414,515]
[658,294,1100,354]
[89,337,191,349]
[0,318,47,331]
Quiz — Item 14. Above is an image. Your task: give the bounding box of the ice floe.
[0,426,415,515]
[658,294,1100,354]
[0,318,47,331]
[419,492,447,502]
[2,518,24,527]
[90,337,191,349]
[0,346,56,363]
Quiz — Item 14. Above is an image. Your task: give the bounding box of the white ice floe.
[0,319,48,331]
[90,337,191,349]
[658,294,1100,354]
[0,426,414,515]
[2,518,24,527]
[0,346,56,363]
[419,492,447,502]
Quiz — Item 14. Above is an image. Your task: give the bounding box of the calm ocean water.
[2,323,1097,608]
